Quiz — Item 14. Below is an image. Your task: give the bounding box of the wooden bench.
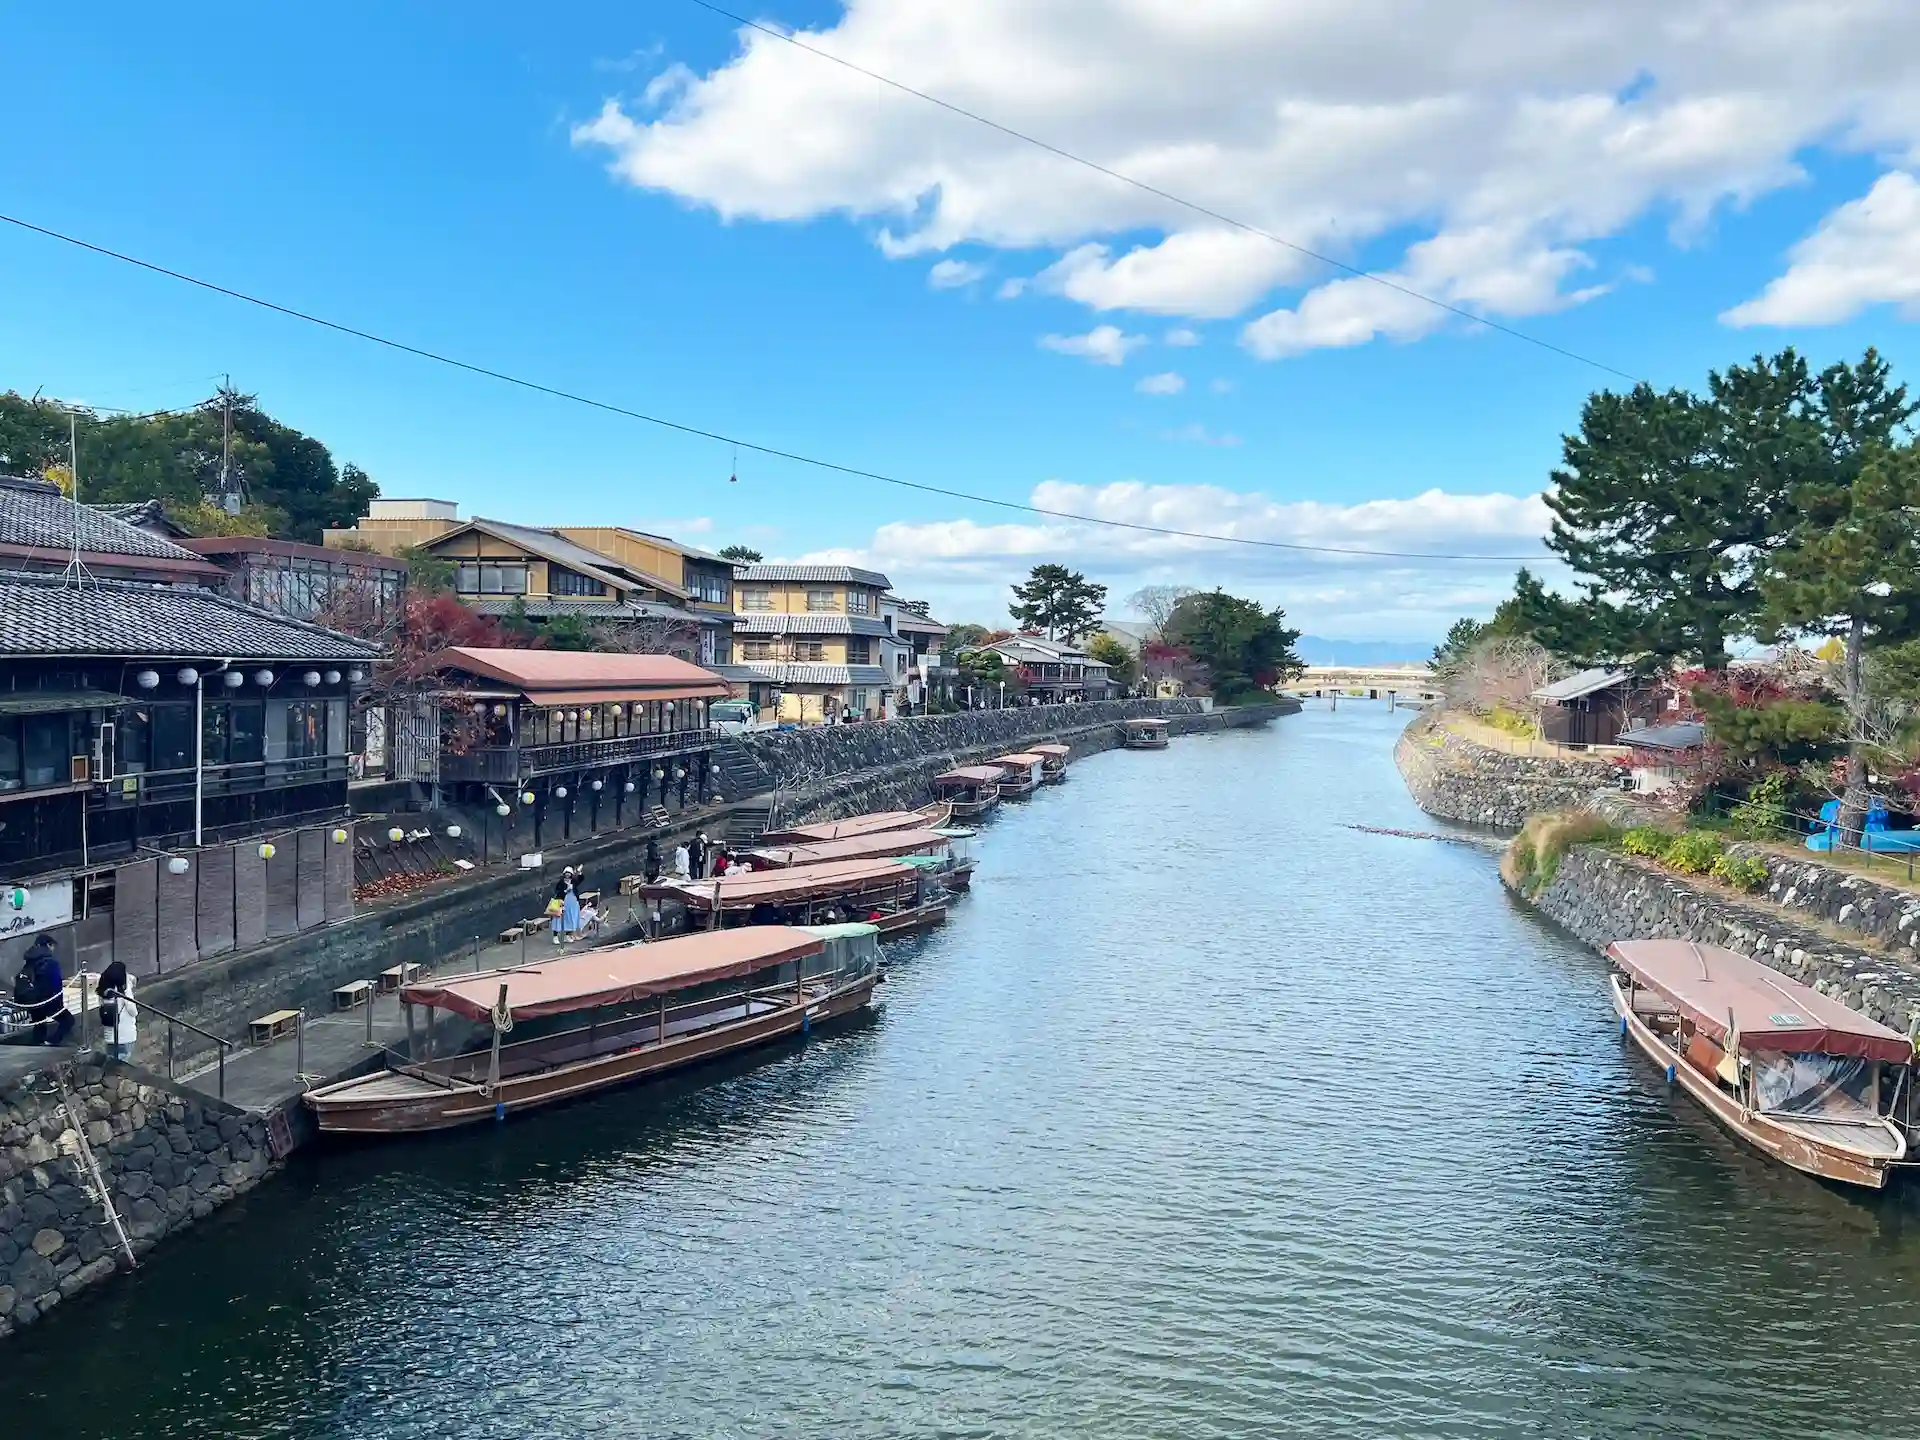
[620,875,644,895]
[249,1010,299,1046]
[379,963,422,993]
[579,891,600,907]
[498,924,525,944]
[331,980,374,1012]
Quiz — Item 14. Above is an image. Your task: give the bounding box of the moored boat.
[932,766,1003,819]
[985,752,1046,798]
[304,925,882,1136]
[756,801,952,845]
[649,856,948,936]
[1608,939,1914,1189]
[1121,717,1171,749]
[1031,742,1070,782]
[744,826,976,891]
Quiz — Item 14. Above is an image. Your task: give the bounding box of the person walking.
[559,867,582,944]
[549,867,573,946]
[689,833,709,880]
[672,841,690,879]
[97,960,136,1061]
[17,936,72,1047]
[643,837,662,885]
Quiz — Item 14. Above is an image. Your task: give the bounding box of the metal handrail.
[122,988,238,1101]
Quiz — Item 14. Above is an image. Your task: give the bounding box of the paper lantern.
[258,842,276,860]
[492,704,506,717]
[590,779,603,792]
[521,792,535,805]
[652,768,665,780]
[303,671,322,687]
[254,669,274,687]
[223,670,245,689]
[330,828,348,844]
[446,825,462,839]
[176,667,200,686]
[495,804,511,817]
[323,670,341,684]
[623,781,636,793]
[135,670,160,690]
[166,857,190,875]
[348,668,365,683]
[554,786,569,799]
[388,827,405,843]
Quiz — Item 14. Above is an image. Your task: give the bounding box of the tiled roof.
[452,519,654,596]
[0,478,210,563]
[1534,667,1630,702]
[734,662,891,687]
[738,562,892,588]
[0,570,381,660]
[91,499,191,536]
[443,647,725,691]
[733,614,894,637]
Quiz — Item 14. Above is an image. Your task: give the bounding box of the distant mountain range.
[1293,636,1434,666]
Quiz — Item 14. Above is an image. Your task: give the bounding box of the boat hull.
[943,793,1000,819]
[1610,975,1901,1190]
[307,975,878,1136]
[1122,735,1169,749]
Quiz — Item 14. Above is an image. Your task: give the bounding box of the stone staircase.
[727,804,775,844]
[714,738,773,804]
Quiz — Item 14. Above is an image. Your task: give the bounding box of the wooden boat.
[985,752,1046,798]
[648,856,949,937]
[1121,717,1171,749]
[744,827,975,890]
[756,802,952,845]
[1031,742,1070,783]
[305,925,882,1135]
[1608,939,1914,1189]
[931,766,1003,819]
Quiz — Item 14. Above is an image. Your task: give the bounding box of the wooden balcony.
[440,728,719,784]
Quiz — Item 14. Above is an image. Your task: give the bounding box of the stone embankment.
[0,1058,275,1339]
[1394,710,1616,830]
[739,698,1288,820]
[1522,845,1920,1036]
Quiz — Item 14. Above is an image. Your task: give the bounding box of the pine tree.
[1009,564,1107,640]
[1761,443,1920,845]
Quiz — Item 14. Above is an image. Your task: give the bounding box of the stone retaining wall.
[1394,710,1617,830]
[1,1059,275,1339]
[1524,846,1920,1035]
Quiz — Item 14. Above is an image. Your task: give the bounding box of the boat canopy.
[746,828,948,868]
[935,766,1005,785]
[663,857,917,909]
[1031,743,1070,759]
[1608,940,1913,1064]
[762,807,945,843]
[990,752,1046,768]
[1124,716,1170,730]
[401,927,824,1024]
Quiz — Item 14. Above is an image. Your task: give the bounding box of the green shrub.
[1729,771,1792,842]
[1484,705,1535,738]
[1508,810,1617,894]
[1711,851,1770,893]
[1509,836,1536,886]
[1662,830,1725,875]
[1621,826,1667,857]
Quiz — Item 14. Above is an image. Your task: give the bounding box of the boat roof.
[989,752,1046,767]
[936,765,1006,784]
[1608,940,1913,1064]
[762,808,939,842]
[1030,743,1070,757]
[664,856,916,907]
[1124,716,1169,728]
[746,828,949,868]
[401,927,823,1023]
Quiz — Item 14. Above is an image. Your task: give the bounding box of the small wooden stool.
[250,1009,299,1046]
[379,963,421,993]
[332,980,374,1011]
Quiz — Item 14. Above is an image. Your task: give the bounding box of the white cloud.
[1136,371,1186,396]
[1724,171,1920,326]
[996,277,1028,300]
[795,479,1554,637]
[1208,378,1234,394]
[573,1,1920,358]
[1039,324,1146,366]
[1165,327,1202,347]
[928,257,987,289]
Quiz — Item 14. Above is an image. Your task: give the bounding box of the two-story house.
[732,563,894,722]
[552,527,739,673]
[880,595,949,714]
[985,634,1115,703]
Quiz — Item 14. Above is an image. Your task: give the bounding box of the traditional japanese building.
[732,563,895,721]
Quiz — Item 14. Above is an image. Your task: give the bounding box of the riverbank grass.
[1505,810,1619,895]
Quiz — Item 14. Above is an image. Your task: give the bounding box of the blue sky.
[5,2,1920,639]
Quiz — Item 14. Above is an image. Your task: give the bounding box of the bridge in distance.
[1282,665,1442,704]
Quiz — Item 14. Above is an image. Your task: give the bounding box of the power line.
[683,0,1644,387]
[0,210,1563,563]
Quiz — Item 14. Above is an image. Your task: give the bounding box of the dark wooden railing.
[441,728,719,783]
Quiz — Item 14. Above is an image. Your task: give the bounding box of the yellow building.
[734,563,894,722]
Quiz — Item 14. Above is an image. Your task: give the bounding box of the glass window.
[805,588,837,612]
[794,642,825,662]
[149,705,193,774]
[847,639,871,665]
[847,590,872,615]
[287,700,327,759]
[229,702,265,765]
[743,641,772,660]
[327,699,348,755]
[550,567,607,597]
[740,588,773,612]
[0,718,20,792]
[23,713,72,788]
[202,703,231,766]
[117,708,151,775]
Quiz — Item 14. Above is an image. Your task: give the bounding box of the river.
[6,704,1920,1437]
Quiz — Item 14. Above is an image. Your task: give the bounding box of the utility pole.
[219,375,239,514]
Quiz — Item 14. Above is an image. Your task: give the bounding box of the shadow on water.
[9,703,1920,1439]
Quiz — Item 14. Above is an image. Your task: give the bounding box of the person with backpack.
[16,936,72,1047]
[97,959,136,1061]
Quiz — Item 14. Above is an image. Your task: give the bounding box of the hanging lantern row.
[130,665,355,691]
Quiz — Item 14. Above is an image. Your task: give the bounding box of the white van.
[710,699,759,735]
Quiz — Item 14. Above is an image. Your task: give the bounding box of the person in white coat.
[98,960,137,1062]
[672,843,691,879]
